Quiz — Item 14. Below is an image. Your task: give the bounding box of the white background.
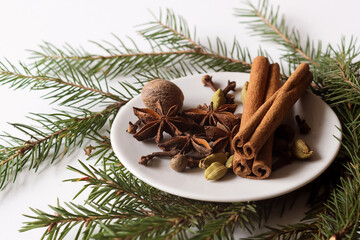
[0,0,359,239]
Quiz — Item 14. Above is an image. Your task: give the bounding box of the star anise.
[182,103,240,128]
[157,133,212,157]
[205,122,239,154]
[133,101,197,143]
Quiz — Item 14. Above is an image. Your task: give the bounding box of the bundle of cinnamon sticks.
[232,56,313,179]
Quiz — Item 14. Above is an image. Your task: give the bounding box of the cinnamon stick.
[250,63,280,179]
[232,56,269,177]
[233,63,310,154]
[242,71,313,159]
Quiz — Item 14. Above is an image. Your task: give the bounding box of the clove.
[202,76,237,104]
[139,149,180,165]
[223,80,236,95]
[201,75,217,92]
[295,115,311,134]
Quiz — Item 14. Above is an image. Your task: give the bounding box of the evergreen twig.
[0,102,123,189]
[235,0,325,69]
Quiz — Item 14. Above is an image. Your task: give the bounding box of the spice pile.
[126,56,314,181]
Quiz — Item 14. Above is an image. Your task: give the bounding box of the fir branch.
[33,40,251,78]
[139,9,252,70]
[235,0,324,68]
[21,161,259,239]
[318,37,360,105]
[139,9,204,51]
[0,70,119,100]
[313,106,360,240]
[0,102,123,189]
[39,50,196,61]
[21,201,152,240]
[0,61,123,108]
[30,10,252,79]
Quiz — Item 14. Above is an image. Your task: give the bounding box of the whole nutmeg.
[170,154,188,172]
[141,79,184,113]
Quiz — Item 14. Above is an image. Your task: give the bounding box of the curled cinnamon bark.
[233,63,310,152]
[232,56,269,177]
[241,70,313,159]
[250,63,280,179]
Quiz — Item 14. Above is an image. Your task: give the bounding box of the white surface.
[111,72,341,202]
[0,0,359,239]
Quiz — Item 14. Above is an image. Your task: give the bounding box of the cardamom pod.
[225,154,234,168]
[291,139,313,159]
[240,81,248,104]
[199,152,228,169]
[205,162,228,181]
[211,89,226,110]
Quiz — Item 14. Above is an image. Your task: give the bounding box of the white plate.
[110,72,341,202]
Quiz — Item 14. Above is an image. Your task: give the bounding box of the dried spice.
[141,79,184,113]
[170,153,188,172]
[202,75,236,104]
[272,150,294,172]
[291,139,313,159]
[157,133,212,157]
[205,162,228,181]
[295,115,311,134]
[225,155,234,168]
[233,63,312,160]
[211,89,226,110]
[205,122,239,154]
[240,81,248,104]
[186,157,200,169]
[272,138,290,156]
[133,101,197,143]
[223,80,237,104]
[199,152,228,169]
[183,103,239,128]
[202,75,217,91]
[126,120,141,134]
[274,124,295,142]
[139,149,180,165]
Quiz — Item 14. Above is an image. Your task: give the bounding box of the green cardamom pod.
[225,154,234,168]
[240,81,248,104]
[199,152,228,169]
[211,89,226,110]
[205,162,228,181]
[291,139,313,159]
